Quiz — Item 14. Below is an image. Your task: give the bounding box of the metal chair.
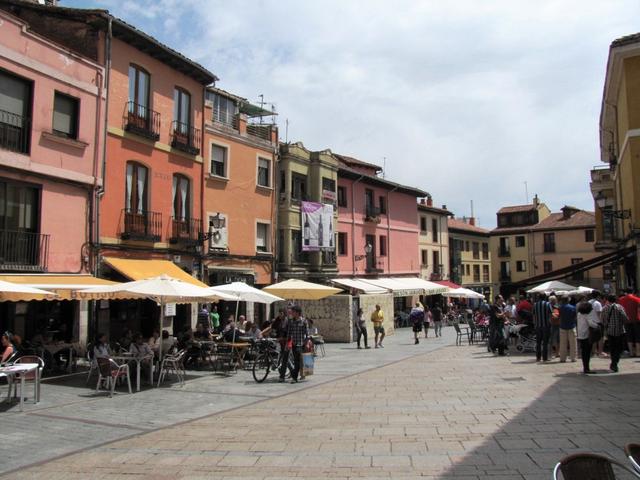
[157,349,186,387]
[85,343,98,384]
[12,355,44,403]
[625,444,640,475]
[553,452,640,479]
[452,322,470,346]
[96,357,131,397]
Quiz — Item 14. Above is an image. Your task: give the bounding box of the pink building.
[334,154,426,277]
[0,9,104,274]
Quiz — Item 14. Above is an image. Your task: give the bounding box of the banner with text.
[301,201,334,252]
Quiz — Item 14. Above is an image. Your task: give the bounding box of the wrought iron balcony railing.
[365,205,381,221]
[0,109,30,154]
[170,217,201,245]
[121,209,162,242]
[0,229,49,271]
[171,121,201,155]
[124,101,160,141]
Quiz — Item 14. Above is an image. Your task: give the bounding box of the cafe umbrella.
[263,279,342,301]
[0,280,58,302]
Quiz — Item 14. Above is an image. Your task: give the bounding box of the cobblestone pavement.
[4,330,640,479]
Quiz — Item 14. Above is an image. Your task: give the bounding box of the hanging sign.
[301,201,334,252]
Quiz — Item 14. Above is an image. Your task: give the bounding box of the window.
[365,189,374,208]
[585,229,595,242]
[543,261,553,273]
[499,237,509,255]
[210,92,237,125]
[172,174,190,220]
[516,260,526,272]
[257,157,271,187]
[291,173,307,202]
[465,241,470,251]
[52,92,79,139]
[379,236,387,256]
[420,216,427,233]
[421,249,428,266]
[465,264,470,276]
[322,177,335,193]
[128,65,150,109]
[338,232,347,255]
[337,186,347,207]
[0,70,32,154]
[482,265,489,282]
[379,196,387,214]
[500,261,510,280]
[256,223,270,253]
[125,162,148,213]
[173,87,191,129]
[571,258,584,281]
[472,241,479,259]
[211,144,228,178]
[482,242,489,260]
[433,250,440,274]
[432,218,438,243]
[473,265,480,282]
[0,179,39,232]
[515,235,526,247]
[543,232,555,253]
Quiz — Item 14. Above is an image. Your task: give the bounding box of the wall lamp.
[595,192,631,219]
[197,212,226,244]
[354,242,373,261]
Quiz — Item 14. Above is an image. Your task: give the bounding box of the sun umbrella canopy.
[527,280,576,295]
[263,279,342,300]
[0,280,57,302]
[208,282,283,304]
[446,287,485,299]
[565,286,594,296]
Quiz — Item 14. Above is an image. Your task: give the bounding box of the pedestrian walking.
[431,304,442,338]
[279,305,308,384]
[618,289,640,357]
[533,293,552,362]
[576,297,599,374]
[489,295,507,356]
[410,302,425,344]
[371,304,385,348]
[355,308,370,349]
[558,296,577,362]
[589,291,605,357]
[601,294,628,372]
[549,295,560,358]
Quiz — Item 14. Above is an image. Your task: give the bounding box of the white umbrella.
[0,280,57,301]
[446,287,485,299]
[207,282,284,342]
[77,275,238,360]
[263,279,342,300]
[565,286,594,296]
[526,280,576,295]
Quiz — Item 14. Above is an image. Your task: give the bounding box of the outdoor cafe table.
[220,342,250,368]
[0,363,40,411]
[43,342,76,373]
[112,354,153,392]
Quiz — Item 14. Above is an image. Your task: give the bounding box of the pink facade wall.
[0,12,104,272]
[337,177,420,276]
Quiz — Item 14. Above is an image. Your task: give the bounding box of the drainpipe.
[95,16,112,276]
[88,66,104,274]
[385,186,399,274]
[350,174,365,275]
[271,139,279,283]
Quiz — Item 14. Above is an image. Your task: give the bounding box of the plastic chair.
[12,355,44,403]
[96,357,132,397]
[553,452,640,479]
[625,444,640,475]
[157,349,186,387]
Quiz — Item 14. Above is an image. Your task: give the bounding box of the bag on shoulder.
[577,301,593,315]
[589,325,603,344]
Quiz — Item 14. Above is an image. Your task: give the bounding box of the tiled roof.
[339,165,428,197]
[417,203,453,216]
[490,226,532,235]
[497,204,537,214]
[334,153,382,172]
[530,210,595,231]
[448,218,490,235]
[612,33,640,48]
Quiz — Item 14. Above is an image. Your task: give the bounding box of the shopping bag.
[302,352,314,376]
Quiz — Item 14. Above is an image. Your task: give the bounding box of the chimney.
[442,205,447,210]
[420,198,426,205]
[533,194,540,207]
[426,196,433,207]
[462,216,467,223]
[469,217,476,226]
[561,206,578,220]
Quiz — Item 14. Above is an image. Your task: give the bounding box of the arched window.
[125,162,148,214]
[172,174,190,221]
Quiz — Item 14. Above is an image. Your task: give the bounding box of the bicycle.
[252,338,294,383]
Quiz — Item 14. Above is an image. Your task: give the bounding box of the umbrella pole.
[232,300,239,344]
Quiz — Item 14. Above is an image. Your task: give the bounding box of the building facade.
[448,217,492,298]
[417,197,451,282]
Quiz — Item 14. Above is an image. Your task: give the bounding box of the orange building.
[202,87,277,292]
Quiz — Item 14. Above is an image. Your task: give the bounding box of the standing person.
[516,295,533,324]
[429,305,440,337]
[355,308,370,349]
[558,296,577,362]
[589,291,605,357]
[618,289,640,357]
[549,295,561,359]
[576,297,599,374]
[371,304,385,348]
[279,305,308,384]
[533,293,552,362]
[198,305,210,330]
[601,295,628,372]
[210,305,220,334]
[489,295,507,355]
[410,302,425,345]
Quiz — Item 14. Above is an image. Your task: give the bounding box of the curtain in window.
[256,224,267,249]
[125,163,133,211]
[179,178,188,220]
[136,166,146,214]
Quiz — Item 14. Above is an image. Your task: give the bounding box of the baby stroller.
[512,323,536,353]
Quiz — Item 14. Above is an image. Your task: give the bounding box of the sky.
[64,0,640,228]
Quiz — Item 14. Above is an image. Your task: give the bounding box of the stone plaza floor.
[2,327,640,479]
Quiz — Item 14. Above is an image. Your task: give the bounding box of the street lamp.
[198,212,226,244]
[354,242,373,261]
[595,192,631,219]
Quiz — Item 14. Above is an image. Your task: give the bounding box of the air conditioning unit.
[208,227,228,251]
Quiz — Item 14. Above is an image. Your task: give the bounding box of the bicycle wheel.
[252,352,271,383]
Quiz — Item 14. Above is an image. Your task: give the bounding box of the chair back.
[14,355,44,380]
[555,453,616,480]
[625,443,640,473]
[452,323,461,334]
[96,357,113,377]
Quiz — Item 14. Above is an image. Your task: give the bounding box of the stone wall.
[358,293,395,339]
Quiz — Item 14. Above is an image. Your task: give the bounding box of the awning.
[103,257,207,288]
[358,277,448,297]
[435,280,462,290]
[0,274,117,301]
[331,278,389,294]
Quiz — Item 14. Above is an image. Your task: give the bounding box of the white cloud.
[66,0,640,226]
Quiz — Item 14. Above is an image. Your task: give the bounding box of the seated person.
[160,330,176,356]
[222,322,243,342]
[244,321,263,340]
[129,333,153,358]
[119,329,134,351]
[93,333,112,361]
[1,332,16,364]
[147,330,160,352]
[193,323,211,340]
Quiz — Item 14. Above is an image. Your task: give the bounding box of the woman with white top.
[576,297,600,374]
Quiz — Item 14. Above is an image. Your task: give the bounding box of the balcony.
[498,247,510,257]
[170,121,201,155]
[169,217,201,245]
[246,123,272,142]
[0,109,30,154]
[121,209,162,242]
[0,230,49,272]
[365,205,381,222]
[124,102,160,141]
[212,107,239,129]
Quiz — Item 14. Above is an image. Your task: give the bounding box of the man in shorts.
[371,304,385,348]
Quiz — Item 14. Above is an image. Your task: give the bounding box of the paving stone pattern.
[3,328,640,479]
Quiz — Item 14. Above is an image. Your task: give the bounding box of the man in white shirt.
[589,291,605,357]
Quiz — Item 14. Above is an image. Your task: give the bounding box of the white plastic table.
[0,363,39,411]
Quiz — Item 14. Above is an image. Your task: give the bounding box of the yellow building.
[417,197,451,282]
[595,32,640,290]
[276,142,338,283]
[448,217,492,299]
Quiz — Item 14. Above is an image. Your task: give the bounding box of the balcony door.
[128,65,150,128]
[0,70,31,153]
[125,162,149,236]
[0,180,42,268]
[365,234,376,271]
[173,88,191,133]
[172,174,191,239]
